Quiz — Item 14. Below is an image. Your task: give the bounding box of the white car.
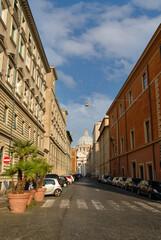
[65,177,73,184]
[43,178,62,197]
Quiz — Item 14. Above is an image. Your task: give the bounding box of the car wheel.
[131,187,134,192]
[137,189,140,195]
[54,189,61,197]
[148,192,152,199]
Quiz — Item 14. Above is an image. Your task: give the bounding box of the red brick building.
[106,24,161,182]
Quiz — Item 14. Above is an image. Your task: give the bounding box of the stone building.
[107,24,161,181]
[97,116,110,176]
[44,67,71,176]
[76,129,93,176]
[92,121,102,177]
[66,131,73,174]
[0,0,72,191]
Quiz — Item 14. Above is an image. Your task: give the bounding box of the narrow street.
[0,178,161,240]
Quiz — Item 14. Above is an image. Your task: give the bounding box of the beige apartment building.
[0,0,72,190]
[92,121,102,177]
[97,116,110,176]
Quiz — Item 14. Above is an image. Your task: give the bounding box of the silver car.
[43,178,62,197]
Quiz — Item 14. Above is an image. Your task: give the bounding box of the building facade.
[92,121,102,177]
[76,129,93,176]
[107,24,161,181]
[97,116,110,176]
[44,67,70,176]
[71,147,77,174]
[0,0,72,191]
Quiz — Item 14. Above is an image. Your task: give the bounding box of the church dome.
[78,129,93,145]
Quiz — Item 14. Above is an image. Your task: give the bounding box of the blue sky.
[28,0,161,146]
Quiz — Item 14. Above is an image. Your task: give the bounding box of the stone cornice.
[20,0,50,73]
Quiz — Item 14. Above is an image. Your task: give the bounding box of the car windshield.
[123,178,127,181]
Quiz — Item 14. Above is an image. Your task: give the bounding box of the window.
[112,115,114,125]
[0,0,8,25]
[132,162,136,178]
[30,93,34,112]
[121,138,124,153]
[19,38,25,58]
[3,105,8,123]
[23,83,29,105]
[120,104,122,116]
[143,73,147,90]
[140,166,144,179]
[148,165,153,181]
[26,50,30,69]
[21,121,25,135]
[28,32,31,44]
[129,91,132,105]
[28,126,31,139]
[131,130,135,149]
[7,63,14,85]
[145,120,150,143]
[16,76,22,95]
[14,114,17,130]
[11,21,17,43]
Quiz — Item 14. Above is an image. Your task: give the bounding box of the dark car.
[137,180,161,199]
[125,178,141,192]
[59,176,68,187]
[101,175,109,184]
[72,174,79,181]
[45,174,61,186]
[107,176,113,185]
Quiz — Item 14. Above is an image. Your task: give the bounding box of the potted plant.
[3,139,37,213]
[33,158,52,202]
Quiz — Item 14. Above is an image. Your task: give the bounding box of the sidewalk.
[0,190,10,210]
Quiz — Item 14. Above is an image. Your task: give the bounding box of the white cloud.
[57,71,76,88]
[29,0,161,67]
[103,59,134,82]
[60,93,113,146]
[132,0,161,10]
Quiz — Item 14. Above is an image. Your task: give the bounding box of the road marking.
[42,199,55,208]
[121,201,141,212]
[60,199,70,208]
[107,200,122,211]
[91,200,105,210]
[134,201,160,213]
[77,199,88,209]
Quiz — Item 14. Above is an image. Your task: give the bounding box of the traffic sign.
[3,156,10,164]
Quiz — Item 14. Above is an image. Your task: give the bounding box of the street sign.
[3,156,10,164]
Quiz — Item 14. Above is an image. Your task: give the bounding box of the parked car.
[125,178,141,192]
[112,177,119,186]
[72,174,79,181]
[137,180,161,199]
[65,175,74,183]
[76,174,82,178]
[45,174,61,186]
[59,176,67,187]
[43,178,62,197]
[98,176,101,183]
[107,176,113,185]
[101,175,109,184]
[117,177,127,188]
[65,176,73,184]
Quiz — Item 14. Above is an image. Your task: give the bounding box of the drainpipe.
[147,63,157,180]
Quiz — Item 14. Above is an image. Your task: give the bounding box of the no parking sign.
[3,156,11,164]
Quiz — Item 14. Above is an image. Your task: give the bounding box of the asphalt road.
[0,177,161,240]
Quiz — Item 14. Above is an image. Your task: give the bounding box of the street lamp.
[85,100,89,107]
